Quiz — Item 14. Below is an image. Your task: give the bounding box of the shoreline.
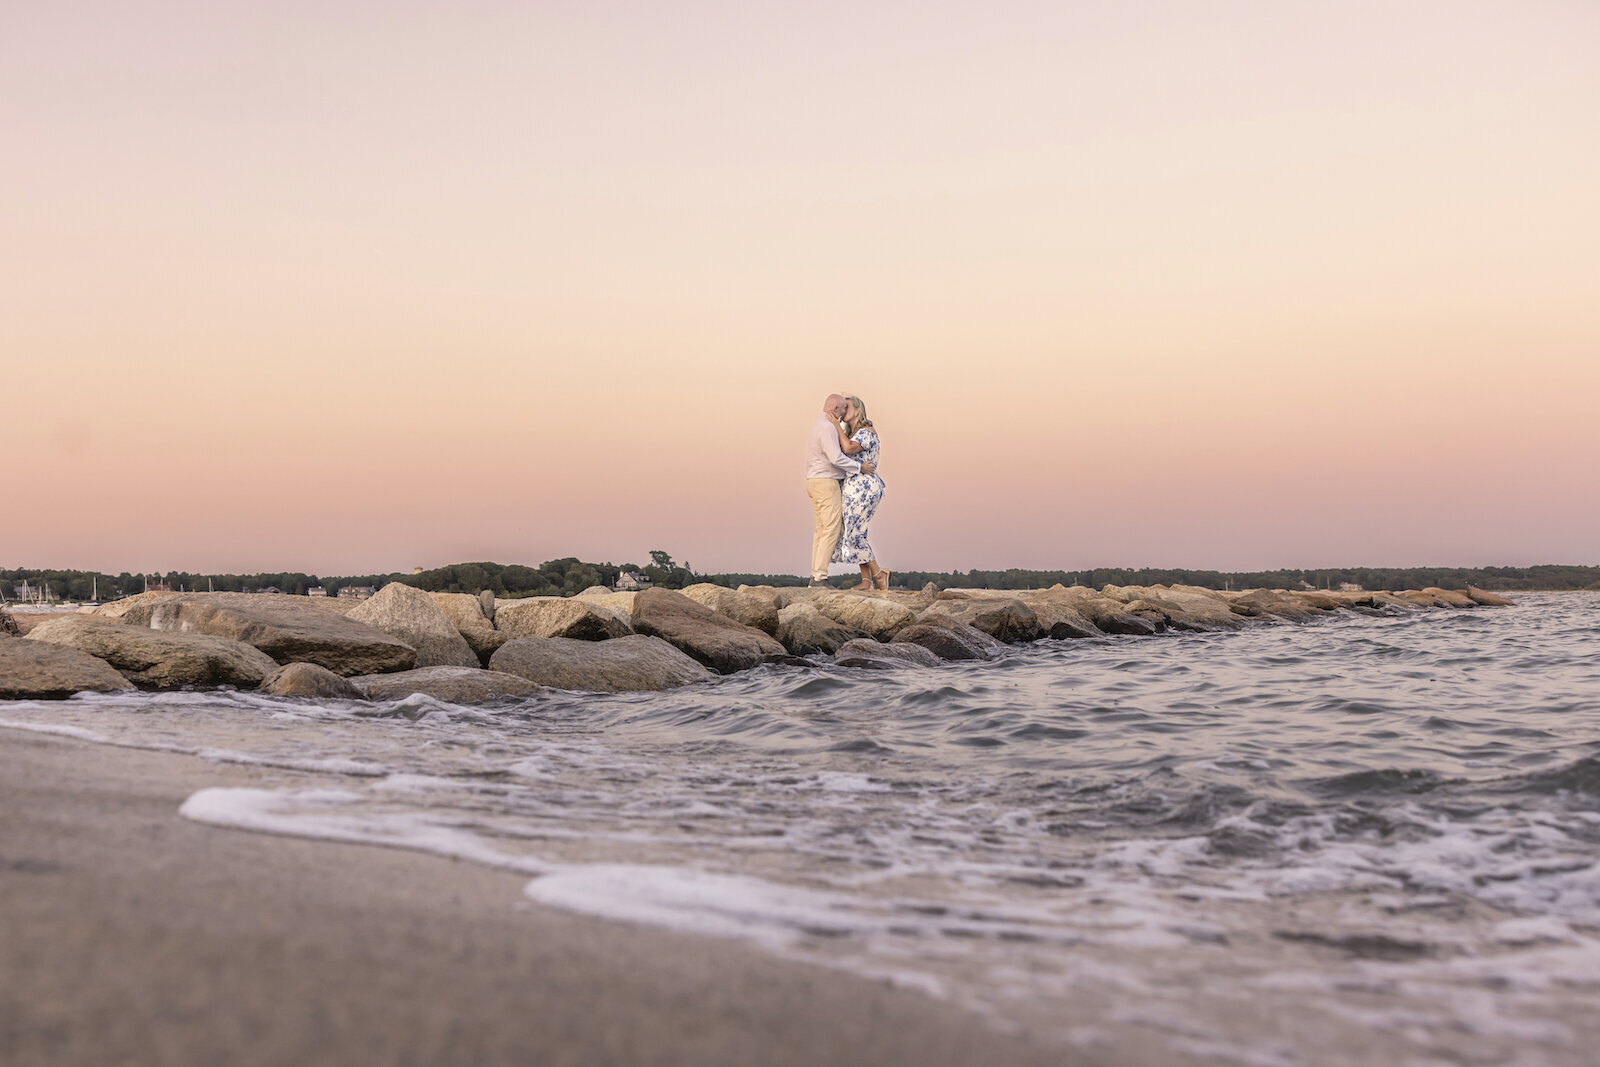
[0,730,1145,1067]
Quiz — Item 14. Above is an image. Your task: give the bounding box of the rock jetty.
[0,582,1514,701]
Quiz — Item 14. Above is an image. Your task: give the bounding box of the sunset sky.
[5,1,1597,577]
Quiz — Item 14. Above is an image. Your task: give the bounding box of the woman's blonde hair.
[845,396,874,434]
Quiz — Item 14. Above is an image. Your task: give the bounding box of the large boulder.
[1422,587,1477,608]
[1104,585,1248,632]
[735,585,784,611]
[25,616,279,689]
[920,597,1043,643]
[776,603,864,656]
[428,592,509,664]
[80,590,183,620]
[677,584,780,636]
[809,593,916,640]
[345,583,478,669]
[351,666,539,704]
[571,588,638,614]
[121,593,416,676]
[495,596,634,642]
[629,589,786,674]
[832,639,942,670]
[1465,587,1514,607]
[259,662,364,699]
[1228,589,1327,623]
[0,610,20,637]
[490,635,712,693]
[1015,590,1101,639]
[0,638,134,698]
[1035,586,1161,636]
[894,617,1005,661]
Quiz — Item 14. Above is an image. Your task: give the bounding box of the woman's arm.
[835,422,864,454]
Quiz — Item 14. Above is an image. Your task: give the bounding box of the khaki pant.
[806,478,844,582]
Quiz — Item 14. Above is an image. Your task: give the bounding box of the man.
[806,393,875,587]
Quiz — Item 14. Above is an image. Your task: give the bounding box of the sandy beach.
[0,729,1140,1067]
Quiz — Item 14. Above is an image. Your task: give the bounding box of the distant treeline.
[4,561,1597,603]
[712,565,1600,592]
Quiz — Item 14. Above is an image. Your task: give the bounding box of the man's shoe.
[808,579,831,587]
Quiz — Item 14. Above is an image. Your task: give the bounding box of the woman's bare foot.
[873,568,891,591]
[850,580,873,591]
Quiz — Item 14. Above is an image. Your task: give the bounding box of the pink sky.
[5,2,1597,576]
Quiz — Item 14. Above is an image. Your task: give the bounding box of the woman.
[830,396,890,591]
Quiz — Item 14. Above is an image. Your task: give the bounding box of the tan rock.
[809,593,917,640]
[0,638,134,698]
[735,585,783,611]
[0,610,19,637]
[1422,587,1477,608]
[490,634,712,693]
[1465,587,1514,607]
[1228,589,1328,623]
[776,603,863,656]
[494,596,634,642]
[1035,586,1161,637]
[121,593,416,676]
[570,589,639,617]
[1014,591,1100,639]
[348,583,479,669]
[79,590,183,620]
[677,584,780,636]
[351,666,539,704]
[259,662,364,699]
[25,616,279,689]
[631,589,786,674]
[428,592,508,663]
[920,598,1043,643]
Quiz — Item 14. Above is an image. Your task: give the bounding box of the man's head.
[823,393,848,420]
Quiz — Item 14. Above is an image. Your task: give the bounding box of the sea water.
[4,592,1598,1065]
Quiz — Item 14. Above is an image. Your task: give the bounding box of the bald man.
[806,394,875,586]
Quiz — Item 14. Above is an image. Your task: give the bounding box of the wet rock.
[348,583,479,669]
[351,666,538,704]
[832,639,942,669]
[490,634,712,693]
[0,638,134,698]
[776,603,864,656]
[494,596,634,642]
[894,617,1005,661]
[121,593,416,677]
[0,610,20,637]
[810,592,917,641]
[630,589,786,674]
[428,592,508,665]
[920,597,1043,643]
[1465,586,1514,607]
[25,616,279,689]
[259,662,364,699]
[677,583,781,636]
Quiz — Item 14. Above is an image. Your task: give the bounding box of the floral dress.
[832,428,885,565]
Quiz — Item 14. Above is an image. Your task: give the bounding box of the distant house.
[1339,582,1363,592]
[338,585,377,599]
[307,586,327,597]
[615,571,653,592]
[148,582,173,593]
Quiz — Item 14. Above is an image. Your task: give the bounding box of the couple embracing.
[806,393,890,591]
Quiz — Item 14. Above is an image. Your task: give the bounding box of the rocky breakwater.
[0,582,1515,701]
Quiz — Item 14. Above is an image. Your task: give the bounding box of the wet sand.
[0,731,1153,1067]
